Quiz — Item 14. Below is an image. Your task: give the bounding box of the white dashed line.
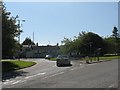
[42,72,64,79]
[20,80,27,83]
[50,72,64,77]
[3,82,9,85]
[108,84,115,88]
[11,80,21,85]
[3,80,16,85]
[70,69,74,70]
[25,72,46,79]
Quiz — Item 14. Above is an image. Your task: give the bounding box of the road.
[2,59,118,88]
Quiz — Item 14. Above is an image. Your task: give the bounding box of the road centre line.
[70,64,85,71]
[3,82,9,85]
[108,85,114,88]
[70,69,74,70]
[25,72,46,79]
[50,72,64,77]
[3,80,16,85]
[108,83,116,88]
[11,80,21,85]
[42,72,64,79]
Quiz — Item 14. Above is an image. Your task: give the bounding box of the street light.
[89,42,92,63]
[97,48,101,62]
[17,19,25,44]
[17,19,25,60]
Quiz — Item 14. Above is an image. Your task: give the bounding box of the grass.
[49,58,57,61]
[48,56,119,61]
[2,60,36,73]
[81,56,119,61]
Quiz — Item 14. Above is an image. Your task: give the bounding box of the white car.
[45,55,52,59]
[56,55,71,66]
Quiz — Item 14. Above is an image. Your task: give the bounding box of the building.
[21,45,60,58]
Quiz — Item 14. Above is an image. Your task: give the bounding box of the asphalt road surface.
[2,59,118,88]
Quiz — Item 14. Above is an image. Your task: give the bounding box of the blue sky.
[5,2,118,45]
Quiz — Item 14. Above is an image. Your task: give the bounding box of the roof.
[23,45,60,50]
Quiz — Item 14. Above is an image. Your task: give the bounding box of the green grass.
[48,56,119,61]
[100,56,119,59]
[2,60,36,73]
[81,56,119,61]
[49,58,57,61]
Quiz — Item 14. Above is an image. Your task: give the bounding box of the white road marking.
[3,82,9,85]
[20,80,27,83]
[108,84,115,88]
[36,72,46,75]
[11,80,21,85]
[25,76,33,79]
[70,69,74,70]
[25,72,46,79]
[108,85,113,88]
[6,80,10,82]
[42,72,64,79]
[50,72,64,77]
[3,80,16,85]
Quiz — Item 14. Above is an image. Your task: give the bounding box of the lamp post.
[89,42,92,63]
[17,19,25,60]
[97,48,101,62]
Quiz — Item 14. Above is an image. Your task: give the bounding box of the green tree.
[60,37,73,54]
[60,31,105,59]
[80,32,105,56]
[22,37,35,45]
[112,26,120,54]
[112,26,119,40]
[103,37,117,54]
[2,3,22,59]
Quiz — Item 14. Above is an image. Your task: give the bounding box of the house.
[21,45,60,58]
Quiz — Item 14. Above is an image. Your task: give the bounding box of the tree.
[60,31,105,61]
[112,26,119,40]
[22,37,35,45]
[112,26,120,54]
[80,32,105,56]
[103,37,117,54]
[60,37,73,54]
[2,3,22,59]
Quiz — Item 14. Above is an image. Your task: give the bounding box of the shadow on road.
[57,64,72,67]
[2,70,28,81]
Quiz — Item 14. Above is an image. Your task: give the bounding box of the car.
[56,55,71,66]
[45,55,52,59]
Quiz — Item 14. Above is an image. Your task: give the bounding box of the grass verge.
[49,58,57,61]
[48,56,119,61]
[2,60,36,73]
[81,56,119,61]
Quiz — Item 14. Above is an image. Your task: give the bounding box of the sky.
[5,2,118,46]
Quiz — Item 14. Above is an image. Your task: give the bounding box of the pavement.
[2,58,118,88]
